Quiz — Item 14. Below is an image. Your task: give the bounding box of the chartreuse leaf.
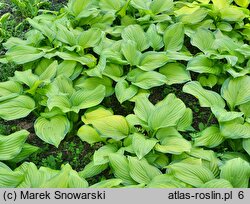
[190,28,215,52]
[155,128,191,154]
[68,170,89,188]
[128,157,162,184]
[148,94,186,130]
[121,24,149,52]
[176,108,193,131]
[93,144,118,165]
[132,133,158,159]
[77,125,105,144]
[133,95,154,123]
[0,165,24,187]
[90,179,122,188]
[139,51,169,71]
[146,24,164,50]
[147,174,186,188]
[220,158,250,188]
[239,101,250,118]
[178,8,208,24]
[200,179,233,188]
[243,138,250,156]
[78,28,102,49]
[34,115,70,147]
[150,0,173,14]
[79,161,108,179]
[115,80,138,104]
[212,0,229,10]
[163,23,184,51]
[130,0,150,10]
[198,74,218,88]
[81,106,113,124]
[211,107,243,122]
[220,6,246,22]
[159,63,191,85]
[91,115,130,140]
[183,81,225,108]
[187,56,221,75]
[75,76,113,97]
[0,81,22,96]
[9,144,39,163]
[109,153,136,185]
[128,69,167,89]
[221,76,250,110]
[234,0,249,7]
[99,0,125,12]
[0,95,36,120]
[220,118,250,139]
[10,70,39,88]
[121,40,141,66]
[0,130,29,160]
[194,126,225,148]
[167,162,215,187]
[5,45,45,64]
[67,0,91,16]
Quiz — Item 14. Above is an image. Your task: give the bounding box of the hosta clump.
[0,0,250,188]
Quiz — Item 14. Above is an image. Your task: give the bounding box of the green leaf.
[187,56,221,75]
[211,107,243,122]
[159,63,191,85]
[139,51,169,71]
[78,28,102,49]
[155,136,191,155]
[200,179,233,188]
[0,81,23,96]
[129,69,167,89]
[132,133,158,159]
[146,24,164,50]
[147,174,186,188]
[9,144,39,163]
[183,81,225,108]
[198,74,218,88]
[220,158,250,188]
[220,118,250,139]
[167,162,215,187]
[243,138,250,156]
[176,108,193,131]
[109,153,136,185]
[150,0,173,14]
[234,0,249,7]
[239,101,250,118]
[75,77,113,97]
[115,80,138,103]
[81,106,113,124]
[0,95,36,120]
[71,85,106,112]
[11,70,39,88]
[121,40,142,66]
[148,94,186,130]
[91,115,130,140]
[34,115,70,147]
[134,95,155,123]
[0,166,24,187]
[212,0,229,10]
[93,144,118,165]
[163,23,184,51]
[68,0,91,16]
[5,45,45,64]
[0,130,29,160]
[220,6,246,22]
[178,8,208,24]
[194,126,225,148]
[121,24,149,51]
[190,28,215,52]
[128,157,162,184]
[79,161,108,179]
[130,0,150,10]
[90,179,122,188]
[77,125,105,144]
[221,76,250,110]
[99,0,125,12]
